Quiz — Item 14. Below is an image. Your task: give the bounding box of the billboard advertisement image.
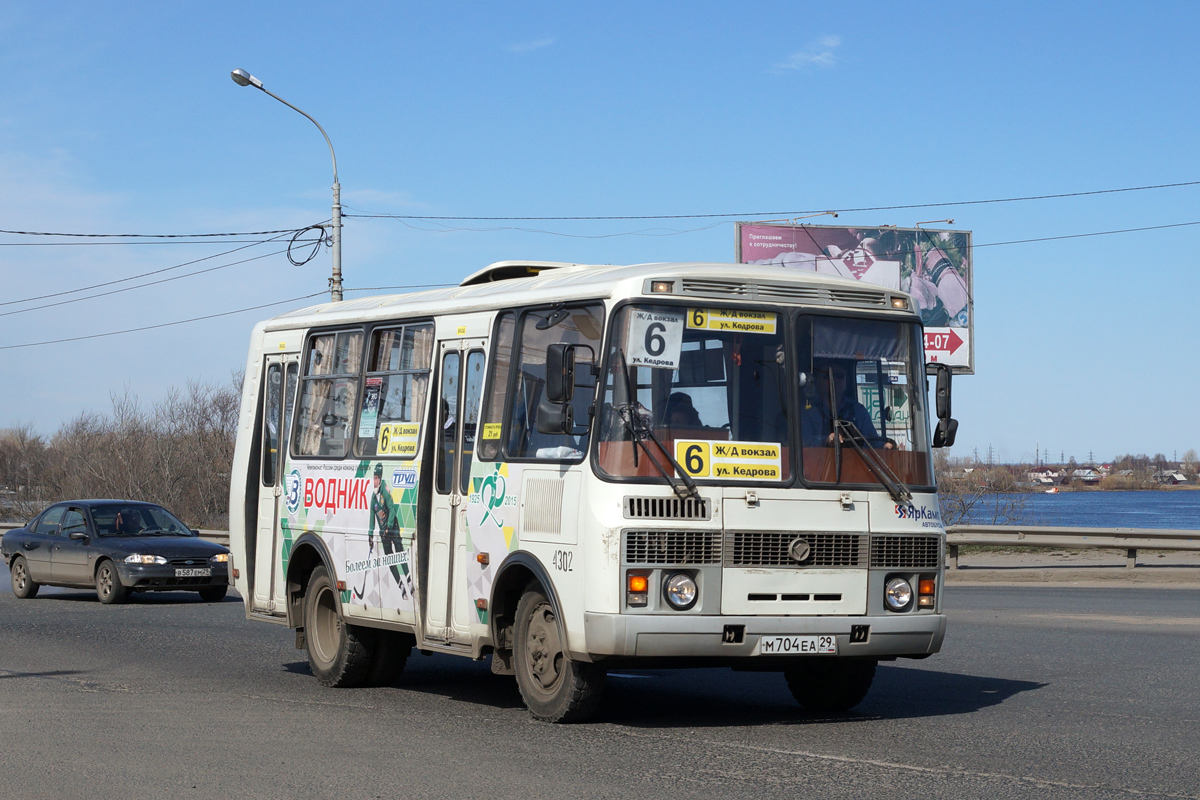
[737,222,974,372]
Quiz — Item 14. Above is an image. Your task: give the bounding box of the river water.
[963,490,1200,529]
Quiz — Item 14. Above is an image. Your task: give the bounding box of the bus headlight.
[664,572,698,610]
[884,577,913,611]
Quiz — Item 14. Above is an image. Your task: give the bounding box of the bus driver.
[803,361,893,450]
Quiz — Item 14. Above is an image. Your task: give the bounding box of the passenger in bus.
[663,392,703,429]
[803,362,893,449]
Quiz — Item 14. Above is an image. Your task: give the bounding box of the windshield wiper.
[612,350,701,502]
[833,419,912,504]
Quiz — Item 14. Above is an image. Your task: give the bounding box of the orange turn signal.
[475,598,488,610]
[918,578,936,595]
[477,552,490,566]
[336,581,346,591]
[628,575,649,593]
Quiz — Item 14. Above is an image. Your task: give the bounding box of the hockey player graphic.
[368,462,414,599]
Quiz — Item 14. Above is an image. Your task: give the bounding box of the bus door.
[426,338,487,643]
[252,354,298,614]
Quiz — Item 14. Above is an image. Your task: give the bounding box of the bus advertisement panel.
[736,222,974,373]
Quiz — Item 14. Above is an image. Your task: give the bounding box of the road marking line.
[702,740,1200,798]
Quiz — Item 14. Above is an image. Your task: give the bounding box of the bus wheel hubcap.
[526,604,563,691]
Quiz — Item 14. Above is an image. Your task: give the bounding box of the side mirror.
[68,530,89,541]
[536,401,574,435]
[545,344,576,403]
[933,417,958,448]
[930,362,952,420]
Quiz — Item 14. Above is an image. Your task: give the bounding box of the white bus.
[229,260,957,722]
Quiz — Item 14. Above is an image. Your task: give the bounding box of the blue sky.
[2,1,1198,464]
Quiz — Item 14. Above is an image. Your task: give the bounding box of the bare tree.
[935,449,1029,526]
[4,374,243,528]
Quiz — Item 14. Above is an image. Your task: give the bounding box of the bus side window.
[262,364,282,486]
[477,312,515,461]
[356,323,434,458]
[505,304,602,460]
[294,330,363,458]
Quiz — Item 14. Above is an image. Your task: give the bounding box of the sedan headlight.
[125,554,168,565]
[663,572,698,610]
[884,577,913,611]
[210,553,229,563]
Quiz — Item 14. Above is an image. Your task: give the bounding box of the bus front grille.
[624,530,722,565]
[725,532,867,568]
[624,496,711,520]
[870,535,942,569]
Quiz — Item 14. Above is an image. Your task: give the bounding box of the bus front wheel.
[784,658,876,713]
[513,585,605,723]
[303,565,376,688]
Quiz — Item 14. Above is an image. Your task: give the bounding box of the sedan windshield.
[92,504,194,536]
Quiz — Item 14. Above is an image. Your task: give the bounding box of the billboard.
[736,222,974,373]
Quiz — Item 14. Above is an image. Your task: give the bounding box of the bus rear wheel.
[513,585,605,723]
[784,658,876,713]
[303,565,376,687]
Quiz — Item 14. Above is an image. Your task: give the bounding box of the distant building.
[1069,468,1102,485]
[1153,470,1189,485]
[1027,467,1057,485]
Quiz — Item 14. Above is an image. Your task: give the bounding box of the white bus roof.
[261,261,913,331]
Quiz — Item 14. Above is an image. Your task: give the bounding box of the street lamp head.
[230,69,263,89]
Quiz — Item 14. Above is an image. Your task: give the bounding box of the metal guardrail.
[946,525,1200,569]
[0,522,229,548]
[3,522,1194,570]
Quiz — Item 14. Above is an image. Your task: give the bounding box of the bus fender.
[284,532,340,629]
[488,551,567,673]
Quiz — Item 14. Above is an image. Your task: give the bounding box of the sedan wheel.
[95,561,129,605]
[10,557,39,599]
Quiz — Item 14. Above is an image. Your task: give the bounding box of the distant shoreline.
[1028,484,1200,493]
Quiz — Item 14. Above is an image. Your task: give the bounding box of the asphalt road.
[1,570,1198,800]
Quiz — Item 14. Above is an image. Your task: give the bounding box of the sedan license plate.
[175,568,211,577]
[756,634,838,655]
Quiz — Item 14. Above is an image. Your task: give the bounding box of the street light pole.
[231,68,343,302]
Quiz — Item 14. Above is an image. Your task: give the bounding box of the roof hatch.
[458,260,582,286]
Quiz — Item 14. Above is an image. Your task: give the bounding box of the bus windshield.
[797,315,933,488]
[596,304,933,489]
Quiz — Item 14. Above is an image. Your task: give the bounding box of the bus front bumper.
[582,612,946,660]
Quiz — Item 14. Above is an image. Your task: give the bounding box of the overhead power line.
[0,226,313,239]
[343,179,1200,222]
[1,229,323,308]
[0,292,327,351]
[0,248,292,319]
[972,220,1200,248]
[0,239,297,247]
